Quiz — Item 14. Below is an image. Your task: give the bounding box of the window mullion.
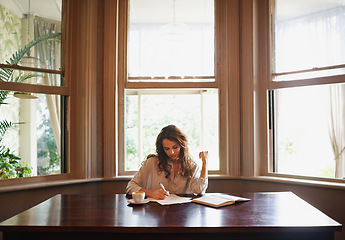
[138,92,143,166]
[200,90,205,150]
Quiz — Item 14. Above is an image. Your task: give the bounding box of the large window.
[122,0,220,174]
[0,0,65,179]
[270,0,345,179]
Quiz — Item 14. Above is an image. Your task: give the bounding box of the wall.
[0,179,344,240]
[0,4,21,155]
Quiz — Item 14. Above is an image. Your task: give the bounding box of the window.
[0,0,65,179]
[121,0,221,175]
[125,89,219,171]
[270,0,345,179]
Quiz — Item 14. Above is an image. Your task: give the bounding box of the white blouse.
[126,156,208,195]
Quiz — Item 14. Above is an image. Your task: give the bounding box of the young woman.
[126,125,208,199]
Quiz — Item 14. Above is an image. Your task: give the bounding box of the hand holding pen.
[136,183,170,200]
[157,183,169,199]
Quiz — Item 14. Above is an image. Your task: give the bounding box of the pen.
[159,182,167,191]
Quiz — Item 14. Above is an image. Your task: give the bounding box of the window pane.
[128,0,214,79]
[274,0,345,74]
[0,91,62,178]
[125,90,219,171]
[0,69,62,86]
[273,85,336,178]
[0,0,62,72]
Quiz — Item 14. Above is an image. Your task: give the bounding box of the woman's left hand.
[199,151,208,166]
[199,151,208,178]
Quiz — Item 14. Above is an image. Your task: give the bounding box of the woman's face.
[162,139,181,161]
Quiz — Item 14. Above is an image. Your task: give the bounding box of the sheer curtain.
[275,6,345,178]
[34,17,61,155]
[329,85,345,179]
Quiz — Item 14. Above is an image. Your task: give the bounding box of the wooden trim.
[273,64,345,77]
[0,64,63,75]
[117,0,128,176]
[268,74,345,89]
[240,0,270,177]
[0,81,68,95]
[103,0,119,178]
[215,0,228,175]
[66,0,101,179]
[0,173,72,190]
[0,63,63,74]
[240,0,255,176]
[128,76,215,81]
[257,0,270,176]
[224,0,240,176]
[125,81,219,89]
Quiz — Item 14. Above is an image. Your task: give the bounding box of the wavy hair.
[152,125,194,179]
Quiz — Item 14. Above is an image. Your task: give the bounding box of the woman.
[126,125,208,199]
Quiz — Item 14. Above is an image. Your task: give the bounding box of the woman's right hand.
[142,189,170,200]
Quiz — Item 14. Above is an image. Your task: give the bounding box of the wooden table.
[0,192,341,240]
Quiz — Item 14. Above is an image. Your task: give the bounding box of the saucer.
[128,199,150,205]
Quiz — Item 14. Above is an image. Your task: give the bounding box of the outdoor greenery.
[37,94,61,175]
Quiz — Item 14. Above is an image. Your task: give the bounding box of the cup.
[132,191,145,203]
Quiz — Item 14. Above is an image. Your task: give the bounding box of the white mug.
[132,192,145,203]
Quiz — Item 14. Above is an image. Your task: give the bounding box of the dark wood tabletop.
[0,192,341,240]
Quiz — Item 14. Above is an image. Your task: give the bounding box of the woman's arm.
[199,151,208,179]
[139,188,169,200]
[126,156,170,199]
[187,151,209,195]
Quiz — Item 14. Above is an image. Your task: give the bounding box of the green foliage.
[0,146,32,179]
[37,94,60,175]
[0,119,18,143]
[320,164,335,178]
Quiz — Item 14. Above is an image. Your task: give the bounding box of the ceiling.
[1,0,344,25]
[0,0,61,21]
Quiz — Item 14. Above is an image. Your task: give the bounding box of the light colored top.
[126,156,208,195]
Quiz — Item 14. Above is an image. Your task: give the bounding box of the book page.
[194,195,233,206]
[209,193,250,202]
[147,194,192,205]
[192,193,251,208]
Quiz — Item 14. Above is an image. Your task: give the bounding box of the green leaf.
[0,120,16,144]
[0,32,61,83]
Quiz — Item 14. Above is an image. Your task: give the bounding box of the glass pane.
[273,85,337,178]
[274,0,345,74]
[128,0,214,79]
[125,89,219,171]
[0,0,62,71]
[0,91,62,178]
[274,68,345,82]
[0,69,62,86]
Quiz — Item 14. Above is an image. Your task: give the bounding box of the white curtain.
[275,6,345,74]
[329,85,345,179]
[276,5,345,178]
[34,17,61,155]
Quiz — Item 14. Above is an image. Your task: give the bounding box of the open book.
[192,193,250,208]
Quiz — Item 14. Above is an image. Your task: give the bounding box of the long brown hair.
[154,125,194,179]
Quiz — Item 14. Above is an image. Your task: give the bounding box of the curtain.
[329,85,345,179]
[275,6,345,74]
[276,5,345,178]
[34,17,61,155]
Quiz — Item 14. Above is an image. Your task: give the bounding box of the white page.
[147,194,192,205]
[208,193,250,202]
